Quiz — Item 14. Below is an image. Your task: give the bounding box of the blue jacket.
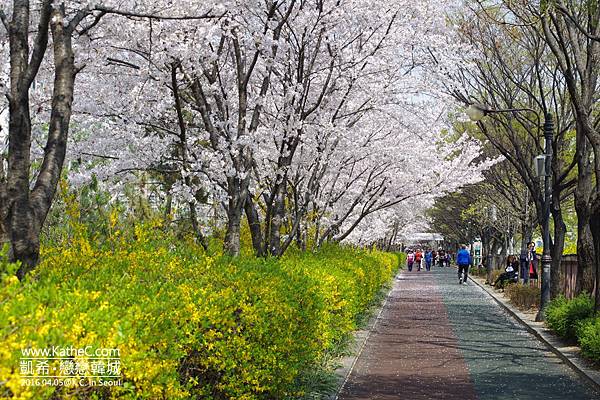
[425,251,433,262]
[456,249,471,266]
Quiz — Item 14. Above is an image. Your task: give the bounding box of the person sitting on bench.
[494,255,519,288]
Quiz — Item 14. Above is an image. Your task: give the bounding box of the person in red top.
[415,250,423,271]
[407,250,415,271]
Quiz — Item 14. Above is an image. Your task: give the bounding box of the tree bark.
[575,131,595,295]
[551,204,566,299]
[164,192,173,220]
[267,180,285,256]
[244,194,264,257]
[520,217,534,252]
[589,204,600,313]
[224,208,242,256]
[5,3,75,279]
[188,202,208,250]
[223,176,249,256]
[576,220,595,295]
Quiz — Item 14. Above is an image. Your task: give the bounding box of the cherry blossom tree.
[73,0,490,255]
[0,0,494,272]
[0,0,217,278]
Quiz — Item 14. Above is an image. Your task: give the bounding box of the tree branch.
[76,10,106,36]
[94,6,224,21]
[24,0,52,88]
[555,1,600,42]
[0,9,8,31]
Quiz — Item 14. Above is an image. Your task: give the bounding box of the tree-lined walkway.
[338,267,599,399]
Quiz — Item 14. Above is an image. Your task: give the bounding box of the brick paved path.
[337,267,599,400]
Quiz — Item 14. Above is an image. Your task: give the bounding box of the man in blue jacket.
[456,245,471,284]
[424,249,433,271]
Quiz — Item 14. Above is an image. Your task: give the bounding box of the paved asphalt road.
[337,267,599,400]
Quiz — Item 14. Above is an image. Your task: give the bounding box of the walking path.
[337,267,600,400]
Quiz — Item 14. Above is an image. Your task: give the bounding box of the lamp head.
[534,154,547,177]
[465,104,488,121]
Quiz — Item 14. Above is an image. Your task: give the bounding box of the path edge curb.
[468,275,600,394]
[328,269,399,400]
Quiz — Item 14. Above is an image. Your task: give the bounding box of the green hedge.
[545,293,600,363]
[397,252,407,268]
[546,294,594,339]
[0,223,397,399]
[577,317,600,362]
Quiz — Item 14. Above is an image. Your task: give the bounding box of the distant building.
[402,232,444,249]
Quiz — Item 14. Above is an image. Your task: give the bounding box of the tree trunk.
[7,1,36,278]
[550,163,568,299]
[300,224,307,251]
[7,78,40,279]
[520,216,533,251]
[223,176,249,256]
[574,127,595,295]
[164,192,173,220]
[589,204,600,313]
[576,221,595,295]
[10,201,40,280]
[491,239,502,270]
[267,180,285,256]
[550,206,566,299]
[313,210,321,251]
[295,221,304,250]
[224,207,242,256]
[244,194,264,257]
[7,3,75,279]
[188,202,208,250]
[500,233,508,263]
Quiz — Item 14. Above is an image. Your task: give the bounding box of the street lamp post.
[536,113,553,322]
[465,104,552,321]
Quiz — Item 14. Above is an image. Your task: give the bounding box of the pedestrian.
[438,248,446,267]
[424,249,433,271]
[457,245,471,284]
[493,255,519,288]
[407,250,415,272]
[415,249,423,271]
[520,242,538,285]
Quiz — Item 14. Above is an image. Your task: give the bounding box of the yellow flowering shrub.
[0,224,397,399]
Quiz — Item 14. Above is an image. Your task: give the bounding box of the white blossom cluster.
[0,0,495,244]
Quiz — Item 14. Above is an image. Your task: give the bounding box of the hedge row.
[504,284,540,310]
[545,294,600,362]
[0,222,398,399]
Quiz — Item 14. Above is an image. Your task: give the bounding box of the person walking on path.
[437,248,446,267]
[415,249,423,271]
[457,245,471,284]
[407,250,415,272]
[424,249,433,271]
